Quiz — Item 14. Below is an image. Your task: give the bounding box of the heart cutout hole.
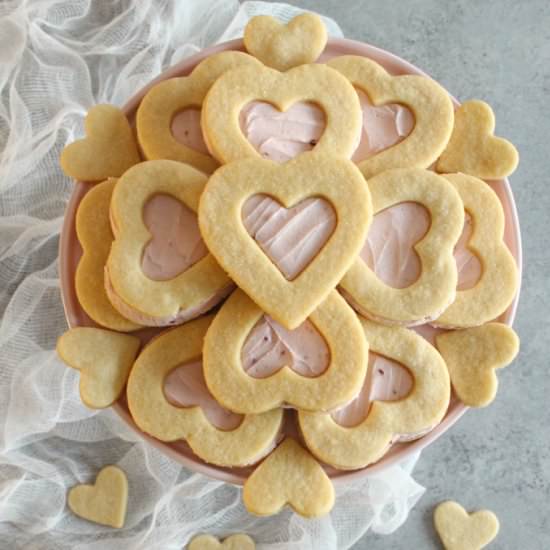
[170,108,210,155]
[164,360,243,430]
[331,352,413,427]
[239,101,326,162]
[241,315,330,379]
[141,194,208,281]
[352,89,415,162]
[455,210,482,290]
[242,193,336,281]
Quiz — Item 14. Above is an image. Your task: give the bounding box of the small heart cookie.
[434,501,499,550]
[436,323,519,407]
[341,169,464,326]
[57,327,140,409]
[328,55,455,178]
[198,152,372,329]
[201,64,362,164]
[68,465,128,528]
[299,317,450,470]
[127,316,283,467]
[75,178,141,332]
[244,13,327,72]
[60,104,141,182]
[243,438,334,518]
[188,534,255,550]
[436,100,519,179]
[106,160,233,327]
[434,173,519,328]
[203,289,367,415]
[137,51,261,173]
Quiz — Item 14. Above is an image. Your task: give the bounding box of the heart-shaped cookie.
[328,56,455,178]
[203,289,367,414]
[299,316,450,470]
[188,534,255,550]
[436,100,519,179]
[340,169,464,326]
[68,465,128,528]
[434,501,499,550]
[137,51,261,173]
[56,327,140,409]
[243,438,334,518]
[434,173,519,328]
[201,63,362,164]
[244,13,327,72]
[199,153,372,329]
[60,104,140,181]
[436,323,519,407]
[127,316,283,467]
[106,160,233,327]
[75,178,141,332]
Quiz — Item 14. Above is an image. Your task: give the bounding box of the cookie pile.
[57,12,520,520]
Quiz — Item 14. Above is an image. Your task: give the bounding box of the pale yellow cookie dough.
[188,533,255,550]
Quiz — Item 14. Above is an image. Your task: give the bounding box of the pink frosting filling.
[331,353,413,427]
[242,194,336,280]
[164,360,243,430]
[141,194,208,281]
[454,211,482,290]
[170,108,209,155]
[241,315,330,378]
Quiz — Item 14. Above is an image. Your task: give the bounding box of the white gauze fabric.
[0,1,425,548]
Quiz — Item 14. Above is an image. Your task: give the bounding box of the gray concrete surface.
[263,0,550,548]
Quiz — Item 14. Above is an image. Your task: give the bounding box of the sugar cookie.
[201,64,362,164]
[203,289,367,414]
[341,168,464,326]
[57,327,140,409]
[328,55,454,178]
[75,178,141,332]
[436,100,519,179]
[243,438,334,518]
[126,316,283,467]
[136,51,261,173]
[68,465,128,528]
[299,317,450,469]
[60,104,140,181]
[105,160,233,327]
[244,13,327,72]
[436,323,519,407]
[188,534,255,550]
[434,501,499,550]
[433,173,518,328]
[199,152,372,329]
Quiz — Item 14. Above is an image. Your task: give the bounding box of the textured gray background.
[264,0,550,548]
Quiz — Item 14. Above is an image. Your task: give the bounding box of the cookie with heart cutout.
[68,465,128,528]
[56,327,140,409]
[244,12,327,72]
[105,160,234,327]
[60,104,141,182]
[243,438,334,518]
[198,152,372,330]
[201,62,362,164]
[126,316,283,468]
[436,100,519,179]
[75,178,141,332]
[435,323,519,407]
[434,501,500,550]
[202,288,367,415]
[136,51,261,174]
[431,173,519,328]
[327,55,455,179]
[340,168,464,326]
[188,534,255,550]
[298,317,450,470]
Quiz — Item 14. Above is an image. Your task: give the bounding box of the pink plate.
[58,38,522,486]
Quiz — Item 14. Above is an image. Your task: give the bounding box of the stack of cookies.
[57,13,520,518]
